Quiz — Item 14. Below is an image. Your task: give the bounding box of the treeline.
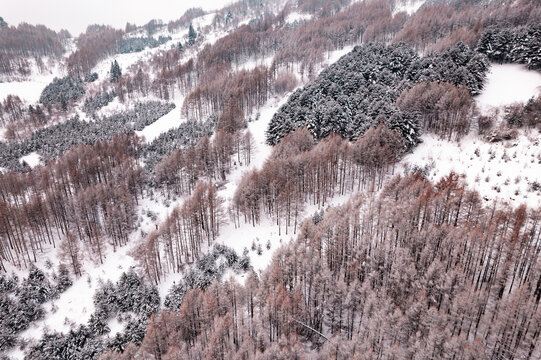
[477,24,541,70]
[0,101,174,171]
[0,266,72,351]
[0,95,26,126]
[0,135,143,271]
[267,42,488,148]
[135,181,223,284]
[233,125,403,236]
[167,8,206,33]
[182,66,270,121]
[25,270,159,359]
[66,25,123,77]
[104,172,541,359]
[394,0,541,52]
[0,22,68,76]
[117,35,171,54]
[397,81,475,141]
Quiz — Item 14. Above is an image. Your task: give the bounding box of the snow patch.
[403,132,541,209]
[476,64,541,115]
[285,12,312,24]
[393,0,425,15]
[20,152,42,168]
[135,98,184,143]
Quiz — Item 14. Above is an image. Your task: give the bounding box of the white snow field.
[285,12,313,25]
[403,63,541,209]
[476,64,541,114]
[19,152,42,168]
[393,0,426,15]
[0,74,56,104]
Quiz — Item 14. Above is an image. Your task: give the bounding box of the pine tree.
[188,24,197,46]
[0,17,7,28]
[177,41,184,52]
[110,60,122,83]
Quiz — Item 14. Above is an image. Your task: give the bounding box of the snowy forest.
[1,0,541,359]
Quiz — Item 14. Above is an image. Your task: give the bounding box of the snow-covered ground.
[0,74,55,104]
[0,60,63,104]
[285,12,312,25]
[403,132,541,208]
[19,152,42,168]
[135,102,184,143]
[404,63,541,209]
[393,0,426,15]
[476,64,541,115]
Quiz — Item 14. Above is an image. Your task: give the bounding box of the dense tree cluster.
[163,244,250,309]
[102,172,541,359]
[23,247,249,359]
[143,115,216,176]
[0,23,68,76]
[25,270,158,359]
[66,25,123,77]
[0,135,144,271]
[477,24,541,70]
[267,42,488,148]
[182,66,270,121]
[504,94,541,128]
[84,72,99,83]
[0,101,174,170]
[83,90,116,115]
[117,35,171,54]
[395,0,541,52]
[134,184,225,284]
[4,1,541,359]
[109,60,122,83]
[0,94,25,126]
[39,76,86,107]
[234,126,404,235]
[410,42,489,95]
[0,266,72,352]
[273,0,402,76]
[397,81,475,140]
[146,58,196,100]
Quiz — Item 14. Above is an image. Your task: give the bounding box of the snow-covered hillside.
[404,63,541,209]
[3,0,541,358]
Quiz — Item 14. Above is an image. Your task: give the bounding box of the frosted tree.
[188,23,197,46]
[110,60,122,83]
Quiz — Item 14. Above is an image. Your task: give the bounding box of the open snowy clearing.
[393,0,426,15]
[404,63,541,209]
[476,64,541,115]
[285,12,312,25]
[19,152,42,168]
[0,75,55,104]
[403,132,541,209]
